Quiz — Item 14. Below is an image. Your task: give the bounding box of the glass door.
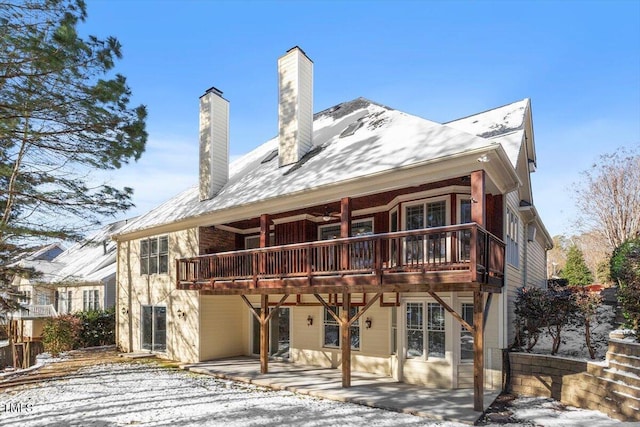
[142,305,166,352]
[252,307,290,359]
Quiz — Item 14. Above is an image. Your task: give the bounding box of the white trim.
[114,146,520,242]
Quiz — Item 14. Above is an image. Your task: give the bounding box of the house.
[113,47,552,411]
[11,219,127,339]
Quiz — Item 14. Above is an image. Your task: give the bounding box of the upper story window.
[245,234,275,249]
[140,236,169,275]
[83,290,100,311]
[318,219,373,240]
[506,208,520,268]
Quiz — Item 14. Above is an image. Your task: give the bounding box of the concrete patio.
[182,357,501,424]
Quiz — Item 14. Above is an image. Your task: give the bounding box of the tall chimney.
[278,46,313,167]
[199,86,229,201]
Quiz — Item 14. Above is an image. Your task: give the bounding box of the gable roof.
[117,98,529,237]
[19,219,131,285]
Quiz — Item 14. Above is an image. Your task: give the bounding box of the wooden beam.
[314,294,340,323]
[340,197,352,271]
[260,294,269,374]
[341,289,351,388]
[260,214,270,275]
[193,280,505,296]
[348,293,381,327]
[240,295,260,321]
[428,291,473,333]
[473,290,484,412]
[264,294,290,323]
[471,170,485,227]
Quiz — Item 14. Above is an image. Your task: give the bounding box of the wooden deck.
[177,223,505,295]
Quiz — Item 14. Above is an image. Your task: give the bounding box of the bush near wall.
[42,308,115,355]
[42,314,82,356]
[610,238,640,340]
[76,307,116,347]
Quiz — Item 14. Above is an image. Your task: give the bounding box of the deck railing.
[177,223,504,289]
[9,304,58,319]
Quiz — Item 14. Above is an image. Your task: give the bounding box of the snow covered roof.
[118,98,530,236]
[20,219,132,285]
[445,99,529,167]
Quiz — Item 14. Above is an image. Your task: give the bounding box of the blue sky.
[83,0,640,237]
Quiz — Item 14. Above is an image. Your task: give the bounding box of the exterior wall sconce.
[365,317,372,329]
[177,309,187,319]
[120,307,128,315]
[307,315,313,326]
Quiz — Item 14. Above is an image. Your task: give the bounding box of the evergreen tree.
[0,1,147,306]
[561,244,593,286]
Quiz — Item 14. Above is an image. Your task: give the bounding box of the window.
[406,302,423,358]
[83,290,100,311]
[323,306,360,350]
[140,236,169,275]
[427,303,445,357]
[391,305,398,355]
[404,199,448,264]
[245,233,275,249]
[318,219,374,270]
[506,209,519,267]
[460,303,474,361]
[57,290,73,314]
[405,301,446,359]
[20,291,31,303]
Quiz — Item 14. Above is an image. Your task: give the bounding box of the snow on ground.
[503,397,624,427]
[0,360,628,427]
[0,361,463,427]
[532,304,616,360]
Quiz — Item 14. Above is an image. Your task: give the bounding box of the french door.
[252,307,290,359]
[142,305,167,352]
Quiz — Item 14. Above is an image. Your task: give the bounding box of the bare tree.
[573,147,640,251]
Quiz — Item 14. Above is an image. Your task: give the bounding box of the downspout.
[522,222,529,288]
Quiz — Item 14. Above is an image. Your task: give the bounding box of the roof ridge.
[444,98,529,124]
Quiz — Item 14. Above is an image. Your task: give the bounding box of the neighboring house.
[113,47,552,411]
[11,220,128,339]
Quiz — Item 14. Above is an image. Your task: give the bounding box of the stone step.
[607,351,640,370]
[601,367,640,389]
[608,339,640,358]
[600,390,640,422]
[592,373,640,399]
[609,359,640,378]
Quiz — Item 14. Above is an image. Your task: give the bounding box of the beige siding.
[199,295,246,360]
[117,228,200,363]
[505,191,524,345]
[526,232,547,288]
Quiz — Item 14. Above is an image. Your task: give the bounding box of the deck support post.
[340,197,352,270]
[260,214,271,275]
[473,290,484,412]
[341,289,351,387]
[260,294,269,374]
[471,170,486,226]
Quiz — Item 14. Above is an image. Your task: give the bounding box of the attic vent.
[339,121,363,138]
[261,149,279,164]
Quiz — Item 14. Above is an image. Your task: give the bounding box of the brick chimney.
[278,46,313,167]
[199,86,229,201]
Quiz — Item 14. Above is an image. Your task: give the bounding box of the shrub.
[42,314,82,356]
[513,286,547,351]
[544,287,578,355]
[573,287,603,359]
[76,307,116,347]
[611,238,640,341]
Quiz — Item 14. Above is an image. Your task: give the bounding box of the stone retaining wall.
[509,341,640,422]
